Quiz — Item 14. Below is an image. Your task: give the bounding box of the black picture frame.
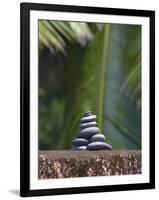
[20,2,155,197]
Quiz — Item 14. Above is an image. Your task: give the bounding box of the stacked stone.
[72,111,112,151]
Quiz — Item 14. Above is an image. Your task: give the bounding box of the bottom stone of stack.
[87,141,112,150]
[72,146,87,151]
[72,138,89,146]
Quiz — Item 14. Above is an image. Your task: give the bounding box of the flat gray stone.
[80,121,97,129]
[71,146,87,151]
[80,115,97,123]
[87,142,112,150]
[72,138,89,146]
[84,111,92,116]
[78,127,100,139]
[90,134,105,142]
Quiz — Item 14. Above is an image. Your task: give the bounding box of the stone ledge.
[38,150,141,179]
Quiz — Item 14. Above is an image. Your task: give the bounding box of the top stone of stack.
[80,111,97,123]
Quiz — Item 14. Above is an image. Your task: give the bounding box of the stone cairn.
[72,111,112,151]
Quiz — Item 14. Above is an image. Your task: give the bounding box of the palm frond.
[104,24,141,149]
[58,24,110,149]
[39,20,96,54]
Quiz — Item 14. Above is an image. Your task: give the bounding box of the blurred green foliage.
[38,20,141,150]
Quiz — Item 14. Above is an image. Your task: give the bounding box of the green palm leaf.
[39,20,95,54]
[105,24,141,149]
[58,25,110,149]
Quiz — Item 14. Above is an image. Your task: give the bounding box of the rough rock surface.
[38,150,141,179]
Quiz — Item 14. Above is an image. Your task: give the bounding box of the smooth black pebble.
[87,141,112,150]
[72,138,89,146]
[78,127,100,139]
[90,134,105,142]
[80,121,97,130]
[72,146,87,151]
[80,115,97,123]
